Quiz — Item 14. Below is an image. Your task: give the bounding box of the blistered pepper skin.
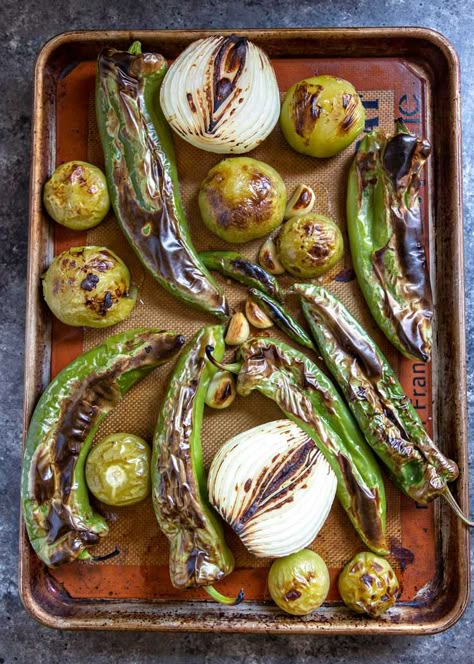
[247,288,316,351]
[235,337,388,556]
[293,283,459,505]
[152,326,235,589]
[199,250,285,303]
[96,42,229,320]
[347,122,432,361]
[21,329,184,567]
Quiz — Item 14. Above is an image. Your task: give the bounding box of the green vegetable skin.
[223,337,388,555]
[347,121,433,361]
[199,250,285,303]
[96,42,228,320]
[198,157,287,243]
[338,551,400,617]
[21,329,185,567]
[294,284,468,518]
[277,213,344,278]
[268,550,330,616]
[85,433,151,506]
[248,288,315,351]
[152,326,236,591]
[280,75,365,158]
[42,246,137,328]
[43,161,110,230]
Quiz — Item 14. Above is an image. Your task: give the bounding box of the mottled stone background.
[1,1,472,662]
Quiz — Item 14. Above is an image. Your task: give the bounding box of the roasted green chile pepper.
[207,337,389,555]
[152,326,242,603]
[199,250,285,303]
[247,288,315,351]
[347,121,433,361]
[21,329,185,567]
[294,283,472,524]
[96,42,228,319]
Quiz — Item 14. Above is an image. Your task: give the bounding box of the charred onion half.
[208,420,337,558]
[160,35,280,154]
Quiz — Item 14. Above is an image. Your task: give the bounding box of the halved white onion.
[160,36,280,154]
[208,420,337,558]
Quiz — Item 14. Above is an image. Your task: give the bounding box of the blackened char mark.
[236,441,315,530]
[212,36,247,123]
[80,273,100,291]
[313,303,382,380]
[291,82,323,141]
[338,453,386,551]
[383,133,418,183]
[230,258,278,298]
[338,94,360,134]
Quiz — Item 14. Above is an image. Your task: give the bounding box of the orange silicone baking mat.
[49,55,435,603]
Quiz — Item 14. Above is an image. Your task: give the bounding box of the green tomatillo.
[268,549,330,615]
[277,213,344,278]
[86,433,151,507]
[42,246,137,328]
[198,157,286,243]
[43,161,110,230]
[280,75,365,158]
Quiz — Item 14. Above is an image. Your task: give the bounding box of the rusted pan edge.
[19,27,469,634]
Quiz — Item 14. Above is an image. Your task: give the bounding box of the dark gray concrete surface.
[1,0,473,661]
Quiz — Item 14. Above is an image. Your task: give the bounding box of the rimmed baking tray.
[20,28,469,633]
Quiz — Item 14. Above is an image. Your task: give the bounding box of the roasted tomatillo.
[21,329,185,567]
[43,161,110,230]
[338,552,400,617]
[42,246,137,328]
[280,75,365,158]
[268,550,330,615]
[277,213,344,278]
[85,433,151,506]
[199,157,287,243]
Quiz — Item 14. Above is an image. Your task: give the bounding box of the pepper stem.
[90,546,121,562]
[442,489,474,527]
[203,585,244,606]
[205,345,242,374]
[128,41,142,55]
[395,117,410,135]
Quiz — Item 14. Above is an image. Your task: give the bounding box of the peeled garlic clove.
[205,371,236,409]
[245,297,273,329]
[225,312,250,345]
[258,235,285,275]
[284,184,316,220]
[208,420,337,558]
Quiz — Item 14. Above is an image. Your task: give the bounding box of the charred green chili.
[199,250,285,303]
[207,337,389,555]
[21,329,185,568]
[152,326,243,603]
[96,42,228,319]
[347,121,433,361]
[293,283,472,524]
[247,288,315,351]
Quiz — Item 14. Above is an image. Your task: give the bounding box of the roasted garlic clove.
[205,371,237,409]
[284,184,316,220]
[245,297,274,329]
[258,234,285,275]
[225,312,250,345]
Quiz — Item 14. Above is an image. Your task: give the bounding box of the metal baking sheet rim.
[19,27,470,634]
